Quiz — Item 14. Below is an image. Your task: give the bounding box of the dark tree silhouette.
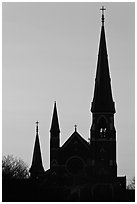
[127,177,135,190]
[2,155,29,180]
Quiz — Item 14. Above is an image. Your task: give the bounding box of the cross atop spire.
[36,121,39,134]
[74,124,77,132]
[100,6,106,26]
[100,6,106,15]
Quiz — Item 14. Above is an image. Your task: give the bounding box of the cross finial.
[100,6,106,25]
[74,124,77,132]
[100,6,106,15]
[36,121,39,134]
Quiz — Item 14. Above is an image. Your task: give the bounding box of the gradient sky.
[2,2,135,181]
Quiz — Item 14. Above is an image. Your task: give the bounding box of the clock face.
[66,157,84,176]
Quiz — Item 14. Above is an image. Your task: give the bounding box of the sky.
[2,2,135,181]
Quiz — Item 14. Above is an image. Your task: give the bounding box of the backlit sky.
[2,2,135,180]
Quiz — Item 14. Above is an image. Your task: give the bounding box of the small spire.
[29,121,44,177]
[100,6,106,26]
[36,121,39,134]
[74,124,77,132]
[50,101,60,133]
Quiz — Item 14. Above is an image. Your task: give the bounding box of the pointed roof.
[30,122,44,174]
[61,130,89,150]
[50,102,60,133]
[91,9,115,113]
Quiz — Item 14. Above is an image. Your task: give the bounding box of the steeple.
[29,121,44,178]
[50,102,60,167]
[91,6,115,113]
[50,102,60,134]
[90,8,117,179]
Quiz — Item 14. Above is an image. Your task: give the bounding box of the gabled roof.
[61,130,89,150]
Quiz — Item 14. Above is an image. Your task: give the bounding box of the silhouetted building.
[29,7,128,201]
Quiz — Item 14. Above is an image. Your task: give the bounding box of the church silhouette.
[29,7,127,201]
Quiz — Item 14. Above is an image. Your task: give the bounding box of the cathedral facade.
[29,8,127,201]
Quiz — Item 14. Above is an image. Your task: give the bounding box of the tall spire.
[90,8,117,179]
[29,121,44,177]
[91,7,115,113]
